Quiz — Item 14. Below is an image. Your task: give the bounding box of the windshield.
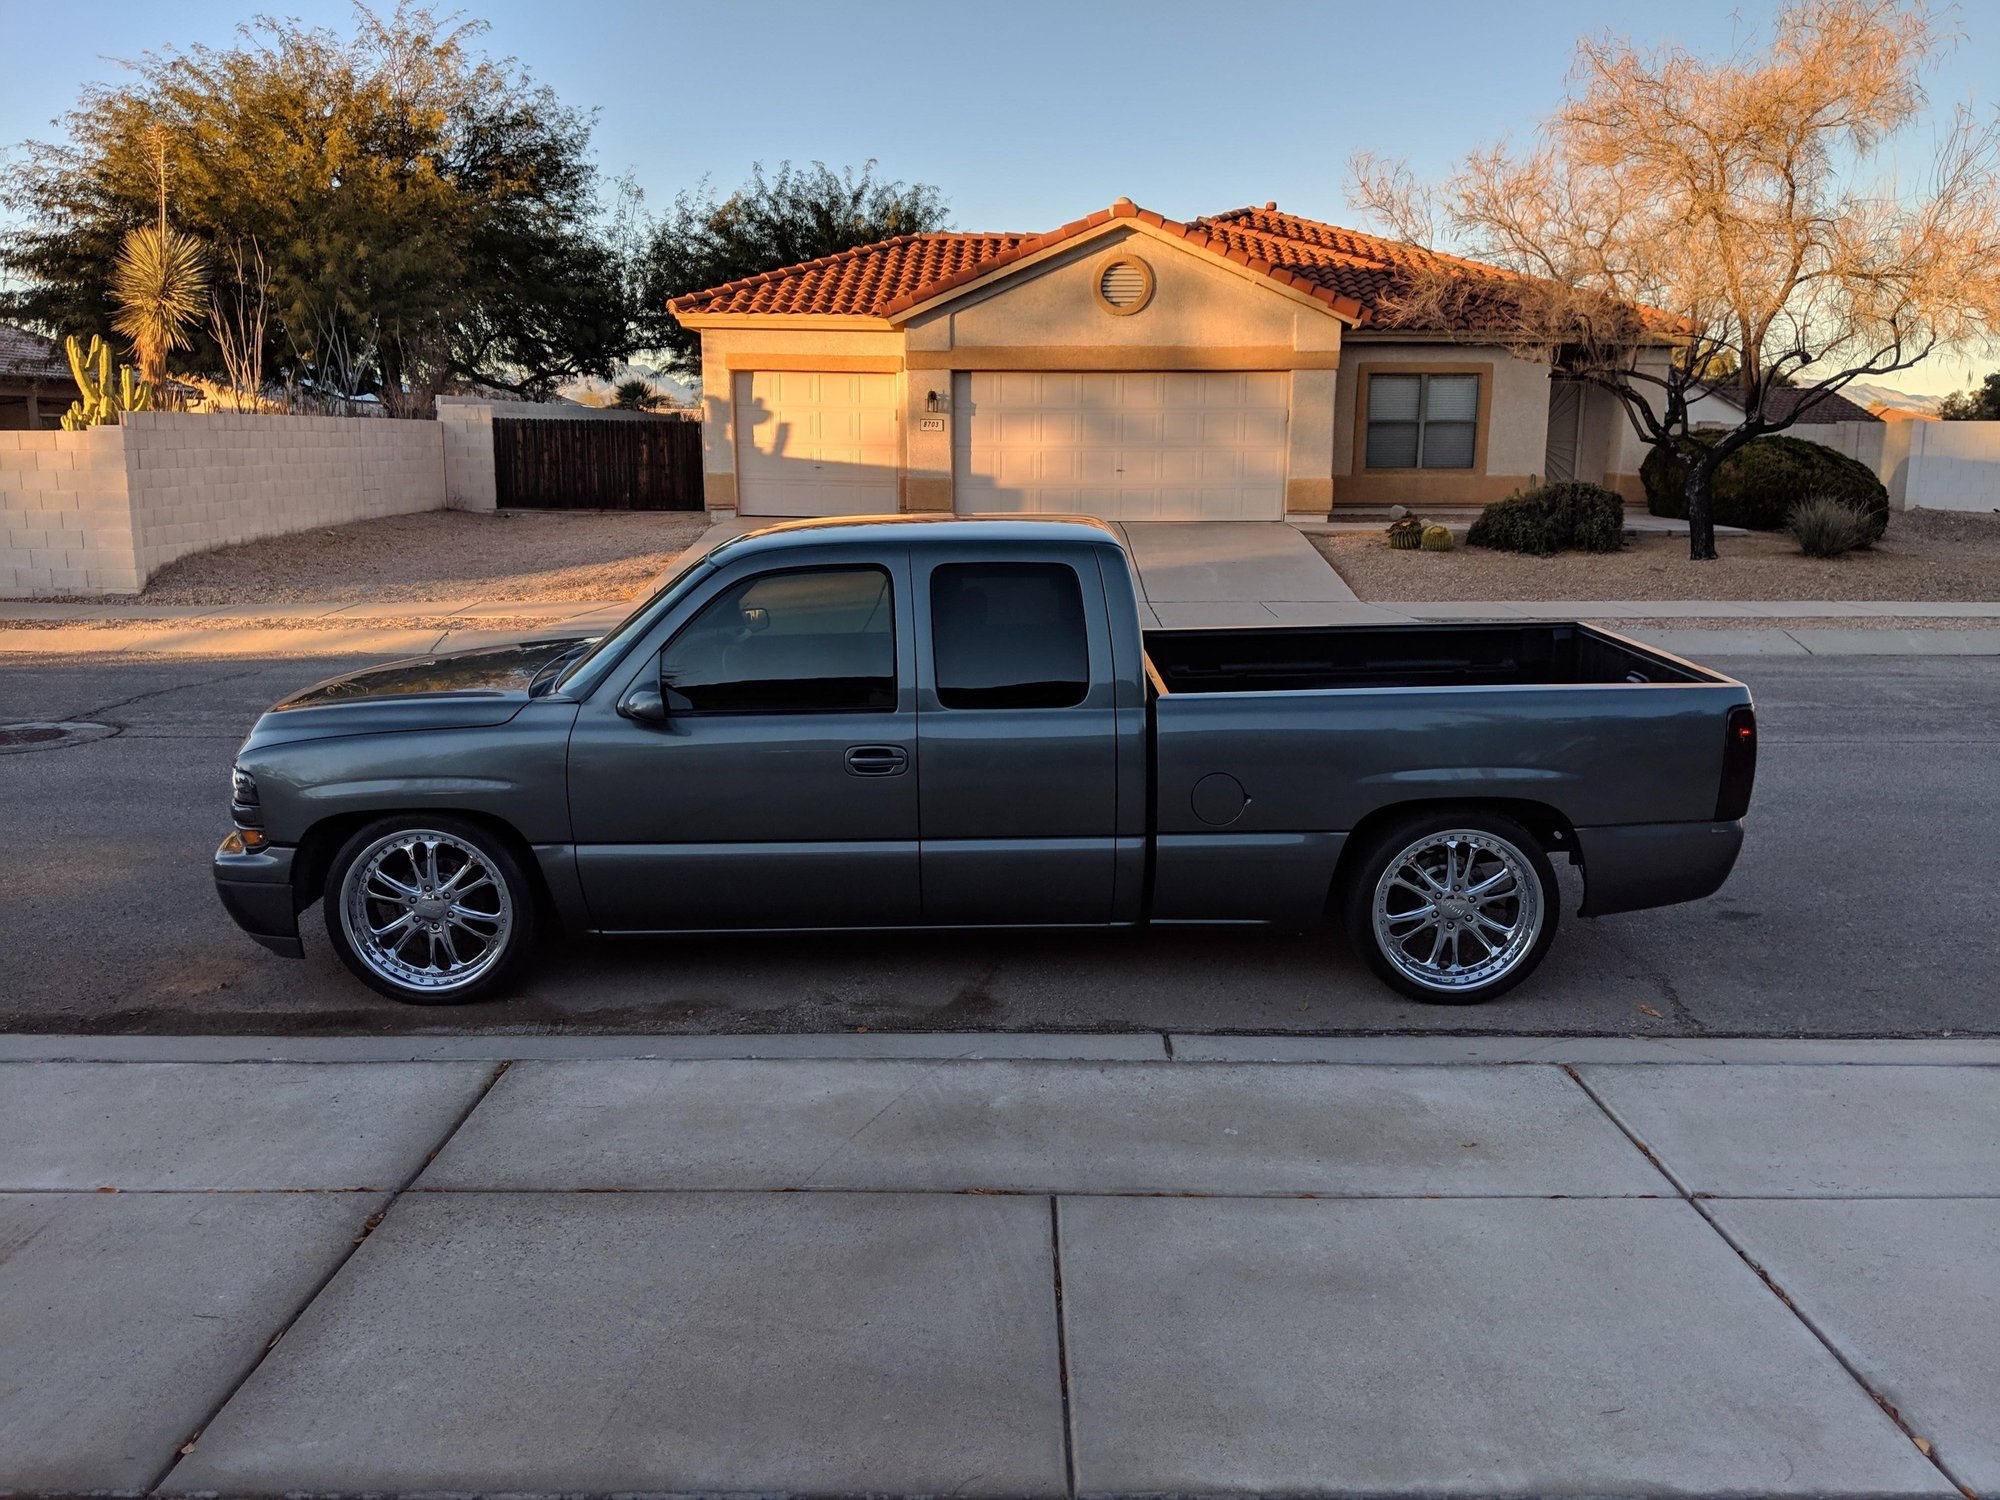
[552,548,715,697]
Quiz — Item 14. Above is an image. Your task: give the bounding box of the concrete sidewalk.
[4,593,1997,658]
[3,1034,1994,1498]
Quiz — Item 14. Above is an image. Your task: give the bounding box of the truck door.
[567,556,921,931]
[915,546,1119,924]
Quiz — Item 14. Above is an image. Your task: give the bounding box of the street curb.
[3,1031,1998,1065]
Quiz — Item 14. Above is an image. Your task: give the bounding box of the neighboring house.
[669,198,1662,522]
[1686,382,1883,430]
[0,324,70,431]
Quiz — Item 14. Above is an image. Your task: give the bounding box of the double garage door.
[735,369,1289,521]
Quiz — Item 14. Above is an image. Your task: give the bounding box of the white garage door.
[735,370,900,517]
[954,371,1289,520]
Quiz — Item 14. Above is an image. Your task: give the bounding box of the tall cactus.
[60,334,153,429]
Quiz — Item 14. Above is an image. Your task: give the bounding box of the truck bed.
[1144,622,1714,694]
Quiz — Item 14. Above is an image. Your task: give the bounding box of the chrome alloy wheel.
[1371,828,1544,994]
[339,829,513,994]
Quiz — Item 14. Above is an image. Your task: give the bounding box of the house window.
[1365,372,1480,470]
[930,563,1089,709]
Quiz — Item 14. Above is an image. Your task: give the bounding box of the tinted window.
[661,567,895,713]
[931,563,1089,710]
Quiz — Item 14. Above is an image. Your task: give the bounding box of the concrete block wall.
[436,400,497,511]
[120,412,447,581]
[1788,418,2000,513]
[1894,419,2000,513]
[1,413,456,597]
[0,427,140,594]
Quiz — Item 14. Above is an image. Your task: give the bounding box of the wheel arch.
[1328,797,1581,913]
[293,807,557,922]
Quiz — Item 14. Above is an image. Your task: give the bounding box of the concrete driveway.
[1113,521,1391,626]
[670,518,1383,628]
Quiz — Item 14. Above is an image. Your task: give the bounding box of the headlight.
[231,765,259,806]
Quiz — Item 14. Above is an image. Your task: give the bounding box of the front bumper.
[1575,820,1745,918]
[213,832,303,958]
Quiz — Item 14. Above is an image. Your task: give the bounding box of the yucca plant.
[110,225,208,388]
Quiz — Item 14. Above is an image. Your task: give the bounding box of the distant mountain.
[1843,382,1940,418]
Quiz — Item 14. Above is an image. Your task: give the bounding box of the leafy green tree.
[0,4,635,409]
[1937,372,2000,420]
[637,161,949,378]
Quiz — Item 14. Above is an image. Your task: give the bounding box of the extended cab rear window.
[931,563,1089,710]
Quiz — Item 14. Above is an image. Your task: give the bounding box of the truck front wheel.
[1342,809,1559,1004]
[323,816,538,1005]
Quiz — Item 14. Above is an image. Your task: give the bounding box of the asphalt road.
[0,651,1993,1038]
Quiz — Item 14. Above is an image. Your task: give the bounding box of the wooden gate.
[493,416,705,510]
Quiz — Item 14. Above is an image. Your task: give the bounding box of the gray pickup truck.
[215,516,1756,1006]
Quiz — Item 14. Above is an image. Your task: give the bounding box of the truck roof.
[707,514,1122,564]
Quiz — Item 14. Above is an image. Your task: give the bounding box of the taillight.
[1715,705,1757,820]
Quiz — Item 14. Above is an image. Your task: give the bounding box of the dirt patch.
[1316,508,2000,602]
[69,510,715,607]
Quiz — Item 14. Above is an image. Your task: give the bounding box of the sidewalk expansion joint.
[1560,1064,1970,1495]
[140,1059,512,1494]
[1049,1197,1078,1500]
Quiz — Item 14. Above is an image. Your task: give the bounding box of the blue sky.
[4,0,1996,393]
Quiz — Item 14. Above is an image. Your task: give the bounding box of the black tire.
[322,814,538,1005]
[1341,807,1560,1005]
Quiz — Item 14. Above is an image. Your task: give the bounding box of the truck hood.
[247,636,594,745]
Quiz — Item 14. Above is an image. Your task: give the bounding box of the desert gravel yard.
[1316,508,2000,601]
[122,510,713,606]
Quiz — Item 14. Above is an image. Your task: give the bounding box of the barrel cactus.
[1388,516,1425,550]
[1420,524,1454,552]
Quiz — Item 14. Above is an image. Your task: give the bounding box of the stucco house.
[669,198,1659,523]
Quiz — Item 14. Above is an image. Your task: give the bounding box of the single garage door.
[954,371,1289,520]
[735,370,900,517]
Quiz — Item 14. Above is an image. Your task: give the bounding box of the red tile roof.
[669,234,1031,318]
[667,199,1538,330]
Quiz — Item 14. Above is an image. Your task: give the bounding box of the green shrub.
[1788,494,1875,558]
[1642,433,1889,539]
[1467,482,1627,556]
[1420,524,1454,551]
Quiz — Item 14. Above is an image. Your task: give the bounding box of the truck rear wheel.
[1342,809,1559,1004]
[323,816,537,1005]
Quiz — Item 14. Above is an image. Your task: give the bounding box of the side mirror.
[618,685,669,725]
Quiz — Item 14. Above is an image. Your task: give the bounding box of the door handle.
[845,744,909,777]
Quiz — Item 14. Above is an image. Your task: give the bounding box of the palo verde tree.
[1,3,635,410]
[1350,0,2000,558]
[636,161,949,379]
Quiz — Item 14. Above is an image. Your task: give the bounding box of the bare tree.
[207,240,269,412]
[1350,0,2000,558]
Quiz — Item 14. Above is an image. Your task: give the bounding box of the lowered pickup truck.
[215,516,1756,1006]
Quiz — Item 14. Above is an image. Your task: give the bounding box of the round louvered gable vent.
[1094,256,1154,314]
